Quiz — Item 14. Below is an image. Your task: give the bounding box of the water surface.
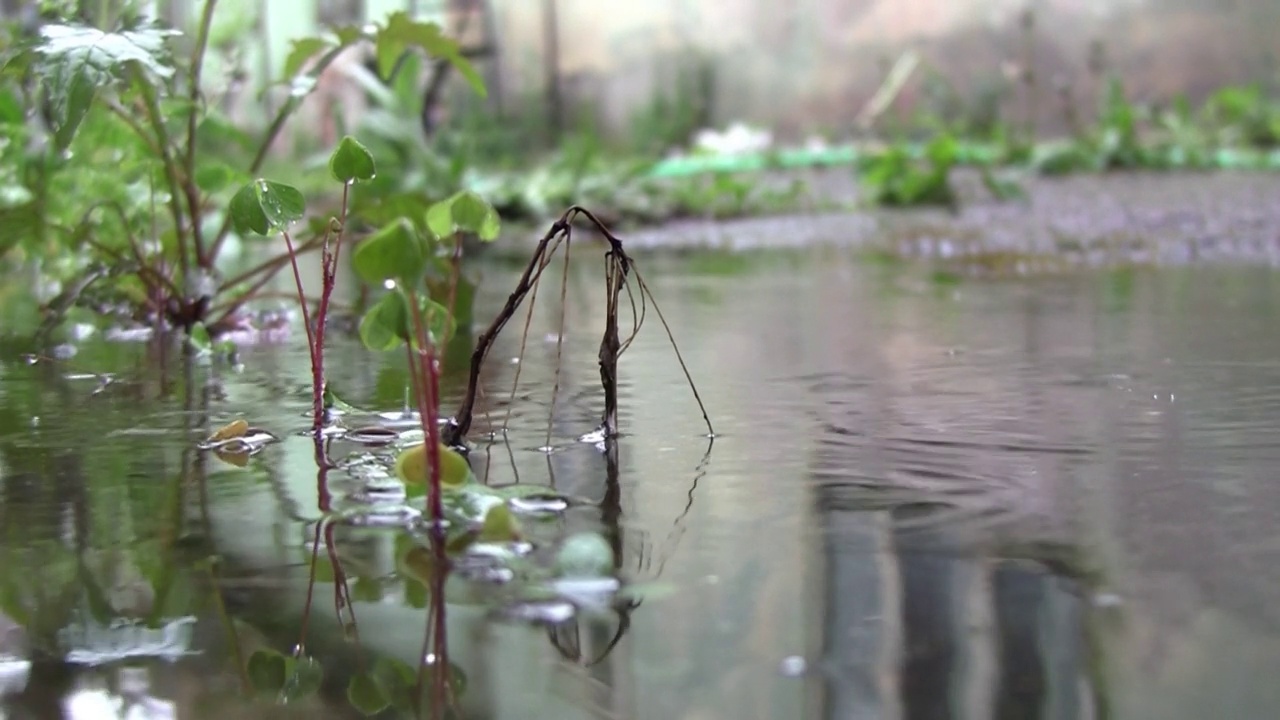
[2,245,1279,719]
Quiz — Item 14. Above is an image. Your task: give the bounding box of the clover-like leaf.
[372,658,417,714]
[352,218,423,286]
[247,649,288,696]
[281,654,324,702]
[329,135,376,184]
[229,179,305,236]
[347,671,389,716]
[426,191,500,241]
[358,290,411,352]
[194,162,238,193]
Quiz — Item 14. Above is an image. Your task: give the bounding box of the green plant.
[857,133,959,208]
[1203,84,1280,149]
[0,4,484,336]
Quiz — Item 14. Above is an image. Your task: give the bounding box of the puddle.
[1,242,1280,717]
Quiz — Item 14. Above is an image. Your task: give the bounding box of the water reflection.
[5,249,1280,717]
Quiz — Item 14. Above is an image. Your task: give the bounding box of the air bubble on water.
[779,656,807,677]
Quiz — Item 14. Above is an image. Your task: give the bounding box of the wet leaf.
[281,654,324,702]
[15,23,179,150]
[347,671,389,715]
[372,658,416,713]
[229,179,306,236]
[207,419,249,443]
[329,135,376,184]
[353,218,423,286]
[395,443,474,488]
[247,649,288,695]
[352,577,382,603]
[478,503,521,543]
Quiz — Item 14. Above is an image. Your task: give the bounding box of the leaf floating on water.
[199,419,279,466]
[207,418,248,443]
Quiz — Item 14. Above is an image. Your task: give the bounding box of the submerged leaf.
[347,671,389,715]
[478,503,521,543]
[372,658,417,713]
[247,649,287,695]
[282,654,324,701]
[555,532,615,578]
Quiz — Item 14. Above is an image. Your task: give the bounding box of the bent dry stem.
[444,205,715,447]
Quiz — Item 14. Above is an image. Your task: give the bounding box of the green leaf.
[426,192,500,241]
[188,323,211,352]
[247,649,288,695]
[281,654,324,702]
[352,217,423,285]
[358,290,411,351]
[194,162,238,194]
[53,70,96,152]
[229,179,306,236]
[347,671,389,716]
[372,658,417,713]
[283,37,334,79]
[376,12,486,97]
[425,199,454,239]
[329,135,376,183]
[555,532,615,578]
[24,23,179,150]
[451,190,500,240]
[358,291,456,352]
[0,87,21,124]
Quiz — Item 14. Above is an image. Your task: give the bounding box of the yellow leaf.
[394,443,473,487]
[207,418,248,443]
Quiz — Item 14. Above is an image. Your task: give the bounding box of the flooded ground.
[3,209,1280,718]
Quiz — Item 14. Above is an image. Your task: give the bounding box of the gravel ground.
[553,169,1280,270]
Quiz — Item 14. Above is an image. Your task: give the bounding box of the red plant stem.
[284,184,349,432]
[299,436,333,649]
[282,231,317,365]
[406,290,444,525]
[310,185,350,427]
